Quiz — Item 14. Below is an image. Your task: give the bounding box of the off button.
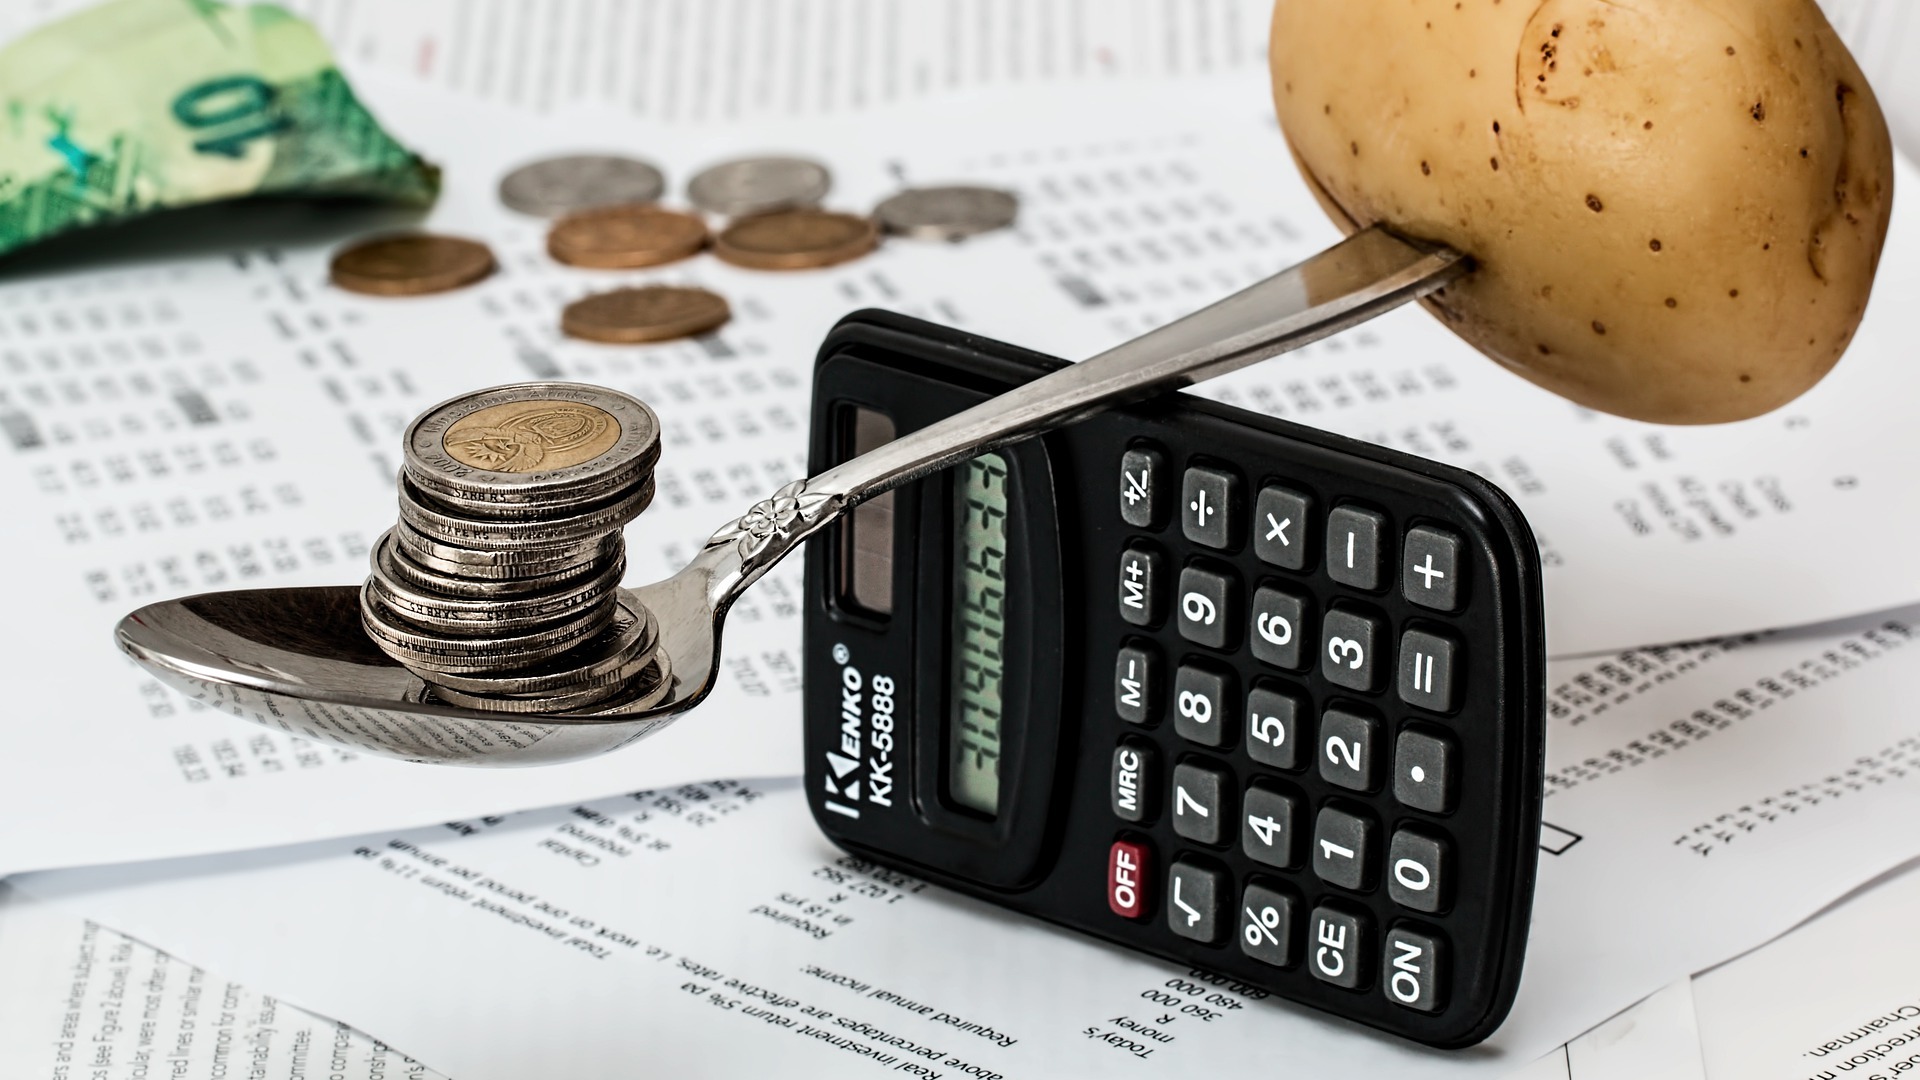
[1108,839,1151,919]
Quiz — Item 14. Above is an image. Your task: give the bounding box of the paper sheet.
[1691,858,1920,1080]
[0,884,447,1080]
[1509,981,1707,1080]
[17,602,1920,1077]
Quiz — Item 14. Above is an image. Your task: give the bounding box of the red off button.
[1108,839,1150,919]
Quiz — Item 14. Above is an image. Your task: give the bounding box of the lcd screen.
[949,452,1011,815]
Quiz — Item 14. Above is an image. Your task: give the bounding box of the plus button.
[1414,553,1446,590]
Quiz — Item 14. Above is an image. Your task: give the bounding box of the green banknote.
[0,0,439,259]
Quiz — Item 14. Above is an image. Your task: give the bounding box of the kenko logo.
[821,653,897,820]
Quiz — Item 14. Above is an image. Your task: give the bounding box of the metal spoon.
[116,226,1466,766]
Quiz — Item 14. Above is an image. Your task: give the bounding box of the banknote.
[0,0,439,259]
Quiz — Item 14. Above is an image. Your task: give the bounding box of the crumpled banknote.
[0,0,439,259]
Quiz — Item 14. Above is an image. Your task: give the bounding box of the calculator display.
[949,453,1011,814]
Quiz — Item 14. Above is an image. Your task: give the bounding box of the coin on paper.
[686,156,831,217]
[874,185,1020,241]
[329,234,495,297]
[560,285,732,344]
[498,154,667,217]
[712,209,877,270]
[404,382,661,514]
[547,205,709,269]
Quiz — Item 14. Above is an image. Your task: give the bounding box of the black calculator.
[801,310,1546,1048]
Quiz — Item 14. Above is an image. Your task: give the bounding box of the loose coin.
[873,185,1020,241]
[404,382,661,513]
[329,234,495,297]
[686,156,831,217]
[560,285,731,344]
[499,154,667,217]
[547,205,709,269]
[712,209,877,270]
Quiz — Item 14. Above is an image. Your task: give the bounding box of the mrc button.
[1111,741,1158,823]
[1108,840,1150,919]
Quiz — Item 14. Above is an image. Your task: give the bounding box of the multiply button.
[1119,445,1168,529]
[1326,504,1386,591]
[1111,741,1158,823]
[1254,485,1313,571]
[1309,904,1371,990]
[1181,466,1241,550]
[1108,840,1150,919]
[1383,927,1446,1013]
[1403,526,1463,612]
[1117,543,1164,626]
[1167,859,1227,943]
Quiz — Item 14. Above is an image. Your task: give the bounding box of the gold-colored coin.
[329,234,496,297]
[711,209,877,270]
[547,204,708,269]
[443,400,623,473]
[560,285,731,344]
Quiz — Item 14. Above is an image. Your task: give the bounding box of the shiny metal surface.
[117,225,1467,766]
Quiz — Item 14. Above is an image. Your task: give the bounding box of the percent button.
[1239,882,1298,967]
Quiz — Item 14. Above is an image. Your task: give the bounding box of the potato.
[1271,0,1894,424]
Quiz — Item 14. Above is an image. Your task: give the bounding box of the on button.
[1108,840,1150,919]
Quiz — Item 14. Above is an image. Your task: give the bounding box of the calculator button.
[1114,643,1160,725]
[1173,663,1235,747]
[1181,466,1241,550]
[1119,445,1168,529]
[1383,927,1446,1013]
[1245,685,1304,770]
[1171,760,1232,845]
[1248,584,1307,670]
[1239,881,1299,967]
[1403,525,1464,612]
[1321,608,1382,692]
[1177,563,1240,650]
[1254,485,1314,571]
[1117,543,1165,626]
[1397,629,1459,713]
[1108,840,1150,919]
[1241,782,1302,868]
[1111,741,1158,823]
[1167,859,1227,943]
[1310,904,1372,989]
[1393,730,1455,813]
[1326,505,1387,591]
[1312,805,1377,891]
[1388,829,1449,913]
[1318,707,1381,792]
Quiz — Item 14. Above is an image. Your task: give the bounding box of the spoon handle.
[697,225,1467,605]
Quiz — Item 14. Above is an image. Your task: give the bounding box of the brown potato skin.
[1271,0,1895,424]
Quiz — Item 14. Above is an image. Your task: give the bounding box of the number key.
[1321,607,1382,692]
[1242,782,1302,868]
[1319,707,1380,792]
[1172,760,1231,845]
[1313,805,1377,891]
[1245,684,1303,770]
[1177,563,1239,650]
[1173,663,1234,747]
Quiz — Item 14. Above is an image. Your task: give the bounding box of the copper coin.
[329,234,496,297]
[711,209,877,270]
[547,205,709,269]
[560,285,731,344]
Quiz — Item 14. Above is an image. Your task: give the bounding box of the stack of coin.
[359,383,672,714]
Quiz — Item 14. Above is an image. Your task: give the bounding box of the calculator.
[801,310,1546,1048]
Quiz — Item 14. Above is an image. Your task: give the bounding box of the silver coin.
[398,475,653,552]
[377,530,616,599]
[686,156,831,217]
[873,185,1019,241]
[361,584,616,673]
[570,650,673,715]
[368,542,626,634]
[419,597,659,696]
[392,523,611,576]
[403,382,661,514]
[498,154,667,218]
[425,675,631,714]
